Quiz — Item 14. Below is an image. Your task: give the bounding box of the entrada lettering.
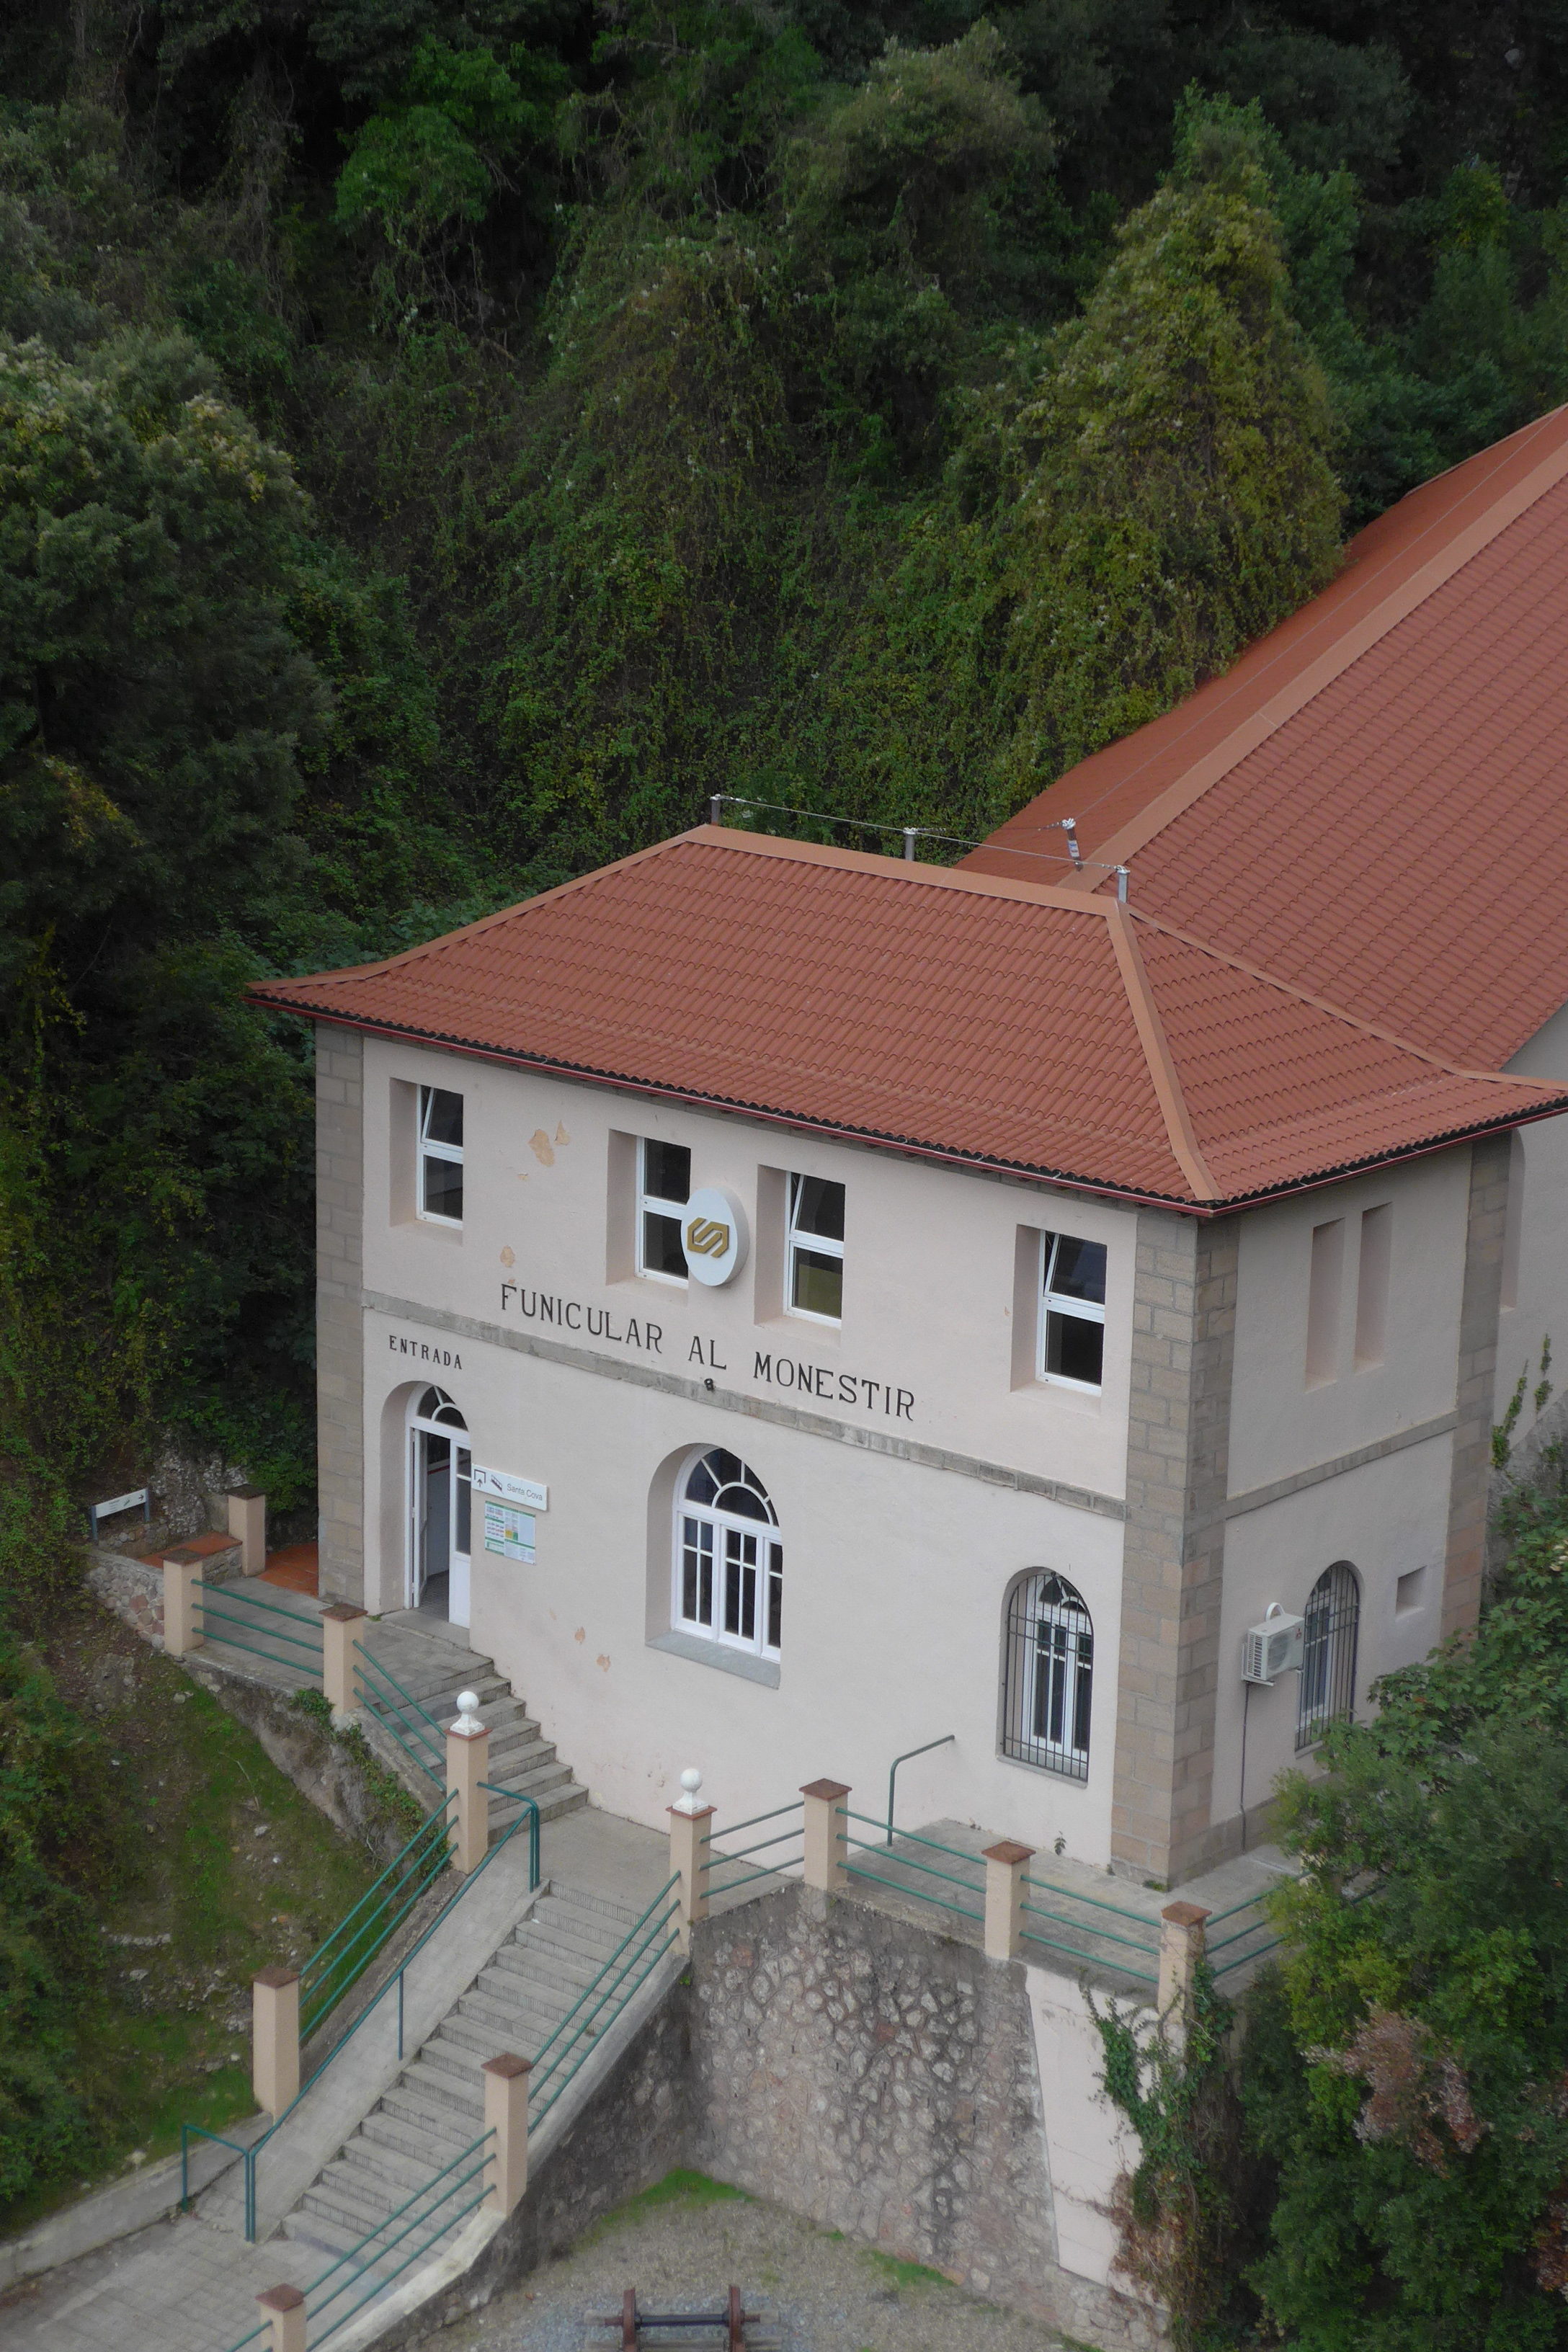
[388,1336,463,1368]
[754,1353,914,1420]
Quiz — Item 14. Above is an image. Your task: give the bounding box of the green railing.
[1204,1887,1283,1979]
[886,1734,954,1843]
[298,1790,458,2039]
[215,2129,496,2351]
[1021,1866,1162,1985]
[530,1874,682,2126]
[698,1801,804,1899]
[354,1641,445,1783]
[837,1808,986,1923]
[182,1782,540,2239]
[193,1581,324,1683]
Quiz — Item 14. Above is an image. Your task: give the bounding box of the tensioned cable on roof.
[706,792,1131,899]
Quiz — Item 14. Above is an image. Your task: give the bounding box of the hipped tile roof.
[250,830,1564,1212]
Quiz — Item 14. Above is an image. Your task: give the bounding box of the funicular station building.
[255,404,1568,1892]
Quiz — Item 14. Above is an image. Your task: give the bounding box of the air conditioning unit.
[1242,1605,1305,1685]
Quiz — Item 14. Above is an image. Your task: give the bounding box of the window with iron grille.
[674,1448,782,1660]
[417,1087,464,1224]
[1296,1560,1360,1749]
[1038,1231,1107,1389]
[1002,1571,1093,1781]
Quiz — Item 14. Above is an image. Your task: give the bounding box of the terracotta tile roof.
[250,830,1564,1212]
[964,403,1568,1071]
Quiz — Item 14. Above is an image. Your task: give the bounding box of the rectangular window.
[638,1138,691,1282]
[418,1087,464,1224]
[1038,1231,1107,1389]
[1353,1203,1391,1370]
[786,1174,845,1322]
[1306,1217,1345,1386]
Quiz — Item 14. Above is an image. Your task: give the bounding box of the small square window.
[418,1087,463,1224]
[1038,1230,1105,1389]
[787,1173,845,1322]
[1395,1566,1426,1619]
[638,1139,691,1282]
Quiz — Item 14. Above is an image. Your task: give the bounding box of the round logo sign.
[682,1185,749,1288]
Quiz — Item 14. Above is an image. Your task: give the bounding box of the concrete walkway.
[0,1807,668,2352]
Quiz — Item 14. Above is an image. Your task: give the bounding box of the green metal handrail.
[886,1734,955,1843]
[478,1778,540,1892]
[192,1595,326,1672]
[1019,1897,1159,1961]
[1022,1869,1168,1930]
[1020,1918,1160,1985]
[308,2128,495,2342]
[530,1874,682,2121]
[354,1639,445,1782]
[837,1809,984,1923]
[181,1784,539,2240]
[699,1802,805,1893]
[298,1791,458,2039]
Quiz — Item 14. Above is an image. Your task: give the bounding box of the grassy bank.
[0,1595,383,2235]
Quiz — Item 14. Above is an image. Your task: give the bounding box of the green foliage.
[1239,1483,1568,2346]
[1092,1964,1255,2348]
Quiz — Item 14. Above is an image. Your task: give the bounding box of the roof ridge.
[1052,419,1568,891]
[1128,909,1565,1091]
[1104,905,1219,1203]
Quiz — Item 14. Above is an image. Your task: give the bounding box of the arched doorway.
[408,1386,471,1626]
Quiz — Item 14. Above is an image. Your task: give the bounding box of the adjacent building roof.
[249,829,1564,1213]
[964,401,1568,1072]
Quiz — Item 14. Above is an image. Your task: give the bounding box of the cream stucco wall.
[356,1037,1139,1863]
[358,1038,1139,1502]
[1500,1004,1568,1439]
[1228,1152,1471,1499]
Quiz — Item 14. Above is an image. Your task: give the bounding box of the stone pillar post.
[981,1840,1034,1961]
[252,1966,300,2118]
[1158,1900,1210,2023]
[321,1603,367,1721]
[227,1486,267,1575]
[447,1692,491,1876]
[801,1780,849,1893]
[161,1551,205,1659]
[667,1769,713,1953]
[256,2284,306,2352]
[482,2052,531,2214]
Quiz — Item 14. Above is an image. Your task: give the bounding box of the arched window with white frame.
[1002,1571,1094,1781]
[674,1449,782,1660]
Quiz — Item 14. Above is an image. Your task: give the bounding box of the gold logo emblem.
[685,1216,731,1260]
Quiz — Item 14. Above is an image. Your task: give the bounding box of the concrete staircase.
[355,1613,591,1842]
[285,1883,649,2273]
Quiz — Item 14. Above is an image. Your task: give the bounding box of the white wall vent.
[1242,1605,1304,1686]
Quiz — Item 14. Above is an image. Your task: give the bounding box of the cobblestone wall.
[685,1885,1160,2351]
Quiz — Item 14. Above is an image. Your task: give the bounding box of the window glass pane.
[455,1451,471,1553]
[791,1175,845,1241]
[642,1209,687,1278]
[422,1155,463,1220]
[767,1546,782,1650]
[1046,1309,1103,1385]
[1046,1233,1106,1304]
[422,1088,464,1148]
[685,1456,718,1507]
[791,1247,843,1319]
[643,1140,690,1205]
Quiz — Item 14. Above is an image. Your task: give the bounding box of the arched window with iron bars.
[1296,1560,1361,1749]
[1002,1571,1094,1781]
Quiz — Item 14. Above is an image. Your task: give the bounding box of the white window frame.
[636,1137,690,1285]
[672,1452,782,1661]
[1037,1229,1105,1392]
[785,1172,845,1326]
[417,1085,464,1227]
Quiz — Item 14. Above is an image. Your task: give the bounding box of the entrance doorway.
[408,1386,471,1626]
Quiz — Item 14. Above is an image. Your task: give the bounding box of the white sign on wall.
[482,1501,536,1563]
[472,1464,548,1512]
[682,1186,749,1288]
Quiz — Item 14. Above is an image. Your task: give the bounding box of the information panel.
[482,1500,536,1563]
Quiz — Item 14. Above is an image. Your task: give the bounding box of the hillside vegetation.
[3,0,1568,1493]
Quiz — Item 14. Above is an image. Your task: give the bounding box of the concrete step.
[380,2065,484,2133]
[512,1902,639,1964]
[359,2106,476,2174]
[433,2011,543,2067]
[457,1982,572,2046]
[336,2126,472,2202]
[551,1881,654,1933]
[484,1724,552,1770]
[303,2163,399,2238]
[489,1930,605,1999]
